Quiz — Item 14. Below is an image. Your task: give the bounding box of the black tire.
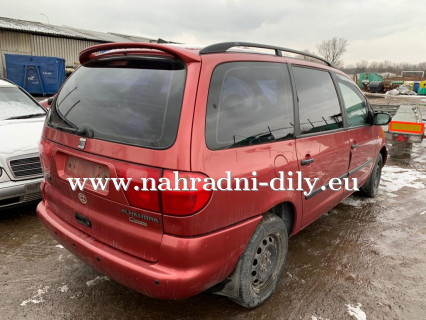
[360,153,383,198]
[231,214,288,308]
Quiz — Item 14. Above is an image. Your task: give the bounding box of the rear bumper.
[37,201,260,299]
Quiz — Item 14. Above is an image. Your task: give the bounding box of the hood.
[0,117,45,159]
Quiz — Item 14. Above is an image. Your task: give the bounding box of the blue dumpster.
[5,54,65,95]
[413,82,420,93]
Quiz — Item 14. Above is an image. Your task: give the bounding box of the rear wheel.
[360,153,383,198]
[231,214,288,308]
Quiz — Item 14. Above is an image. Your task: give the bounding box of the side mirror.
[47,97,54,105]
[374,112,392,125]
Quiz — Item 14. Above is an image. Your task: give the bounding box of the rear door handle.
[351,144,359,149]
[301,158,315,166]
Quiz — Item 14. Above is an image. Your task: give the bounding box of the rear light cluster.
[390,133,423,143]
[161,171,212,215]
[39,139,52,175]
[39,139,52,203]
[116,163,212,216]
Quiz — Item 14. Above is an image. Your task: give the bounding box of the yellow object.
[403,81,414,91]
[419,81,426,89]
[389,121,425,134]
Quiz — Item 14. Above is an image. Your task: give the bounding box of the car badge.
[78,193,87,204]
[78,138,86,150]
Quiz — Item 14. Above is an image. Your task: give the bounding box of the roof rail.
[199,42,333,67]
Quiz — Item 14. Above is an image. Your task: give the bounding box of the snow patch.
[58,285,69,293]
[86,276,110,287]
[55,245,64,249]
[380,166,426,193]
[346,303,367,320]
[342,197,364,207]
[20,286,50,306]
[341,193,383,207]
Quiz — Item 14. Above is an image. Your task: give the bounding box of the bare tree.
[355,60,369,73]
[295,49,324,64]
[342,60,426,76]
[317,38,348,66]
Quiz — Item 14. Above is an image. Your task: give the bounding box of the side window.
[336,74,370,127]
[293,66,343,134]
[205,62,294,150]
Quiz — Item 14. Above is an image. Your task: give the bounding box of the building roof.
[0,16,156,43]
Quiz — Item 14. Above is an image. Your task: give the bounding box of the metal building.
[0,17,156,78]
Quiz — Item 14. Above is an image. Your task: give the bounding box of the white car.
[0,79,46,210]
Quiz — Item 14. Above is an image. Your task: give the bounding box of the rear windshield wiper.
[50,123,80,134]
[50,123,94,138]
[50,99,93,137]
[5,113,46,120]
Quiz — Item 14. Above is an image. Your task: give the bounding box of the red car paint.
[37,42,388,300]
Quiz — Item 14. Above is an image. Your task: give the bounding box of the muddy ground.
[1,104,426,319]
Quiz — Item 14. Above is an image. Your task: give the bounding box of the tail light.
[116,164,212,216]
[116,164,161,212]
[39,139,51,175]
[161,170,212,216]
[39,139,52,203]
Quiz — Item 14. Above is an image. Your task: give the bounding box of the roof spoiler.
[199,42,333,67]
[79,42,200,64]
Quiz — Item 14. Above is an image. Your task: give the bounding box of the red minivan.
[37,42,391,308]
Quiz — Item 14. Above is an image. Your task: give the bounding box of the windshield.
[0,87,45,121]
[48,55,187,149]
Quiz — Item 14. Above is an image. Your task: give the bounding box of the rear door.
[334,73,377,194]
[42,54,193,262]
[292,66,351,227]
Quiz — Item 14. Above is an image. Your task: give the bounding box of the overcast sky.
[2,0,425,65]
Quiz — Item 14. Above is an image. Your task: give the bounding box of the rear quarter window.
[205,62,294,150]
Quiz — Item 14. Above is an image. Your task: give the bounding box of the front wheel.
[231,214,288,308]
[360,153,383,198]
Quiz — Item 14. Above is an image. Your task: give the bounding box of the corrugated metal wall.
[31,35,100,68]
[0,31,32,77]
[0,30,102,77]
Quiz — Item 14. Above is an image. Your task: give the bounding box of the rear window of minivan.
[48,55,186,149]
